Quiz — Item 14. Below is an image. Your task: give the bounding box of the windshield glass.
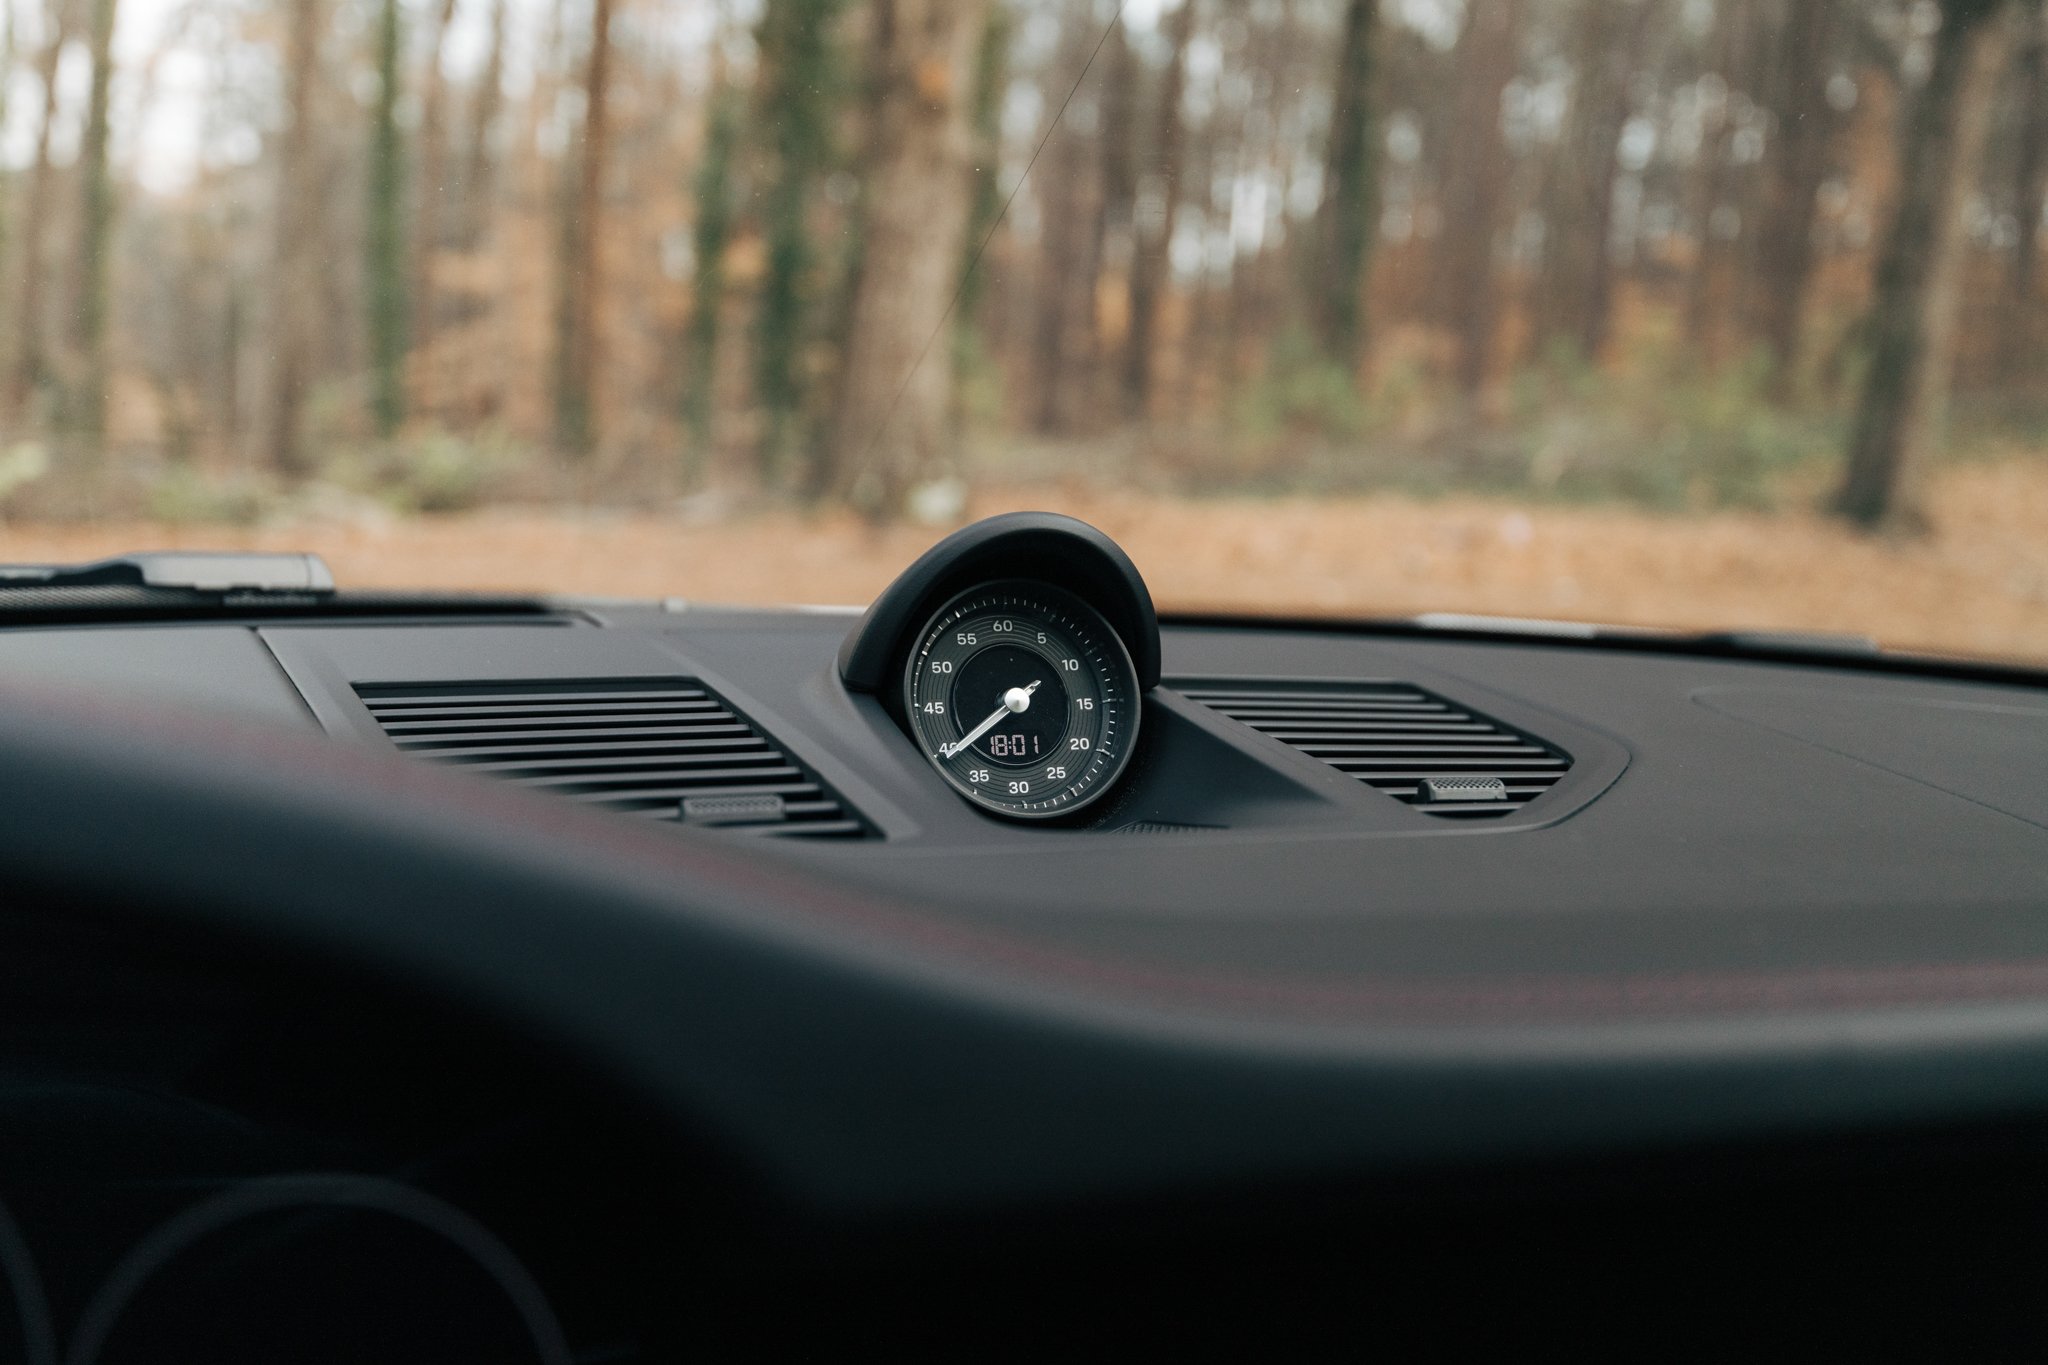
[0,0,2042,657]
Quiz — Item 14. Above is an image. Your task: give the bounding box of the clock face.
[902,582,1140,820]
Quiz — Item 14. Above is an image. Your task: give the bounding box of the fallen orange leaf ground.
[3,458,2045,663]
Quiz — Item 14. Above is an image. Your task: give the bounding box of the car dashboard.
[1,519,2047,1357]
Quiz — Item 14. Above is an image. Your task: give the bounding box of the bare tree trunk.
[1752,0,1847,399]
[0,5,13,321]
[461,0,508,247]
[1229,9,1296,387]
[552,0,614,457]
[949,2,1009,432]
[752,0,844,479]
[221,280,243,449]
[0,5,9,177]
[1835,0,2013,531]
[67,0,119,445]
[1680,0,1756,361]
[1435,0,1522,397]
[264,0,326,476]
[8,0,71,421]
[367,0,407,437]
[826,0,989,514]
[683,77,741,448]
[1530,0,1654,362]
[408,0,460,392]
[1092,18,1138,426]
[1314,0,1382,373]
[1123,0,1194,420]
[1998,0,2046,382]
[1175,118,1227,412]
[1027,2,1103,436]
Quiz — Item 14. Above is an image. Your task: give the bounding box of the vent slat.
[1179,679,1571,820]
[746,821,868,839]
[1317,756,1567,769]
[1375,783,1561,800]
[1423,807,1524,820]
[776,800,846,819]
[360,686,712,708]
[408,745,776,766]
[472,770,800,794]
[367,698,710,716]
[565,782,823,804]
[506,764,806,789]
[358,678,868,840]
[562,782,826,808]
[393,731,777,758]
[371,709,735,733]
[1269,740,1540,753]
[374,716,737,736]
[1187,712,1458,720]
[1236,720,1499,732]
[1179,688,1434,706]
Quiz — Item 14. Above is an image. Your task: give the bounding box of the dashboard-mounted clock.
[837,513,1160,821]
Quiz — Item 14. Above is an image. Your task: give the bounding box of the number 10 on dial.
[903,582,1140,819]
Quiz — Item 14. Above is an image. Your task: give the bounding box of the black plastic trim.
[838,513,1162,700]
[0,592,562,630]
[1165,673,1629,832]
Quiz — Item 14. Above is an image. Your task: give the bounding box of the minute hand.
[939,681,1040,759]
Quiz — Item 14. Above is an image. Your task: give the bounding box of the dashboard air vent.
[357,679,869,839]
[1177,680,1571,819]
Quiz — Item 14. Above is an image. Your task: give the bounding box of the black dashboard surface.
[1,603,2045,1207]
[77,605,2048,955]
[5,591,2048,1357]
[12,607,2048,997]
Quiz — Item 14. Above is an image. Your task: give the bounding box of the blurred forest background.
[0,0,2043,650]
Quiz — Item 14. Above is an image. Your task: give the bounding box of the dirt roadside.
[3,458,2044,662]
